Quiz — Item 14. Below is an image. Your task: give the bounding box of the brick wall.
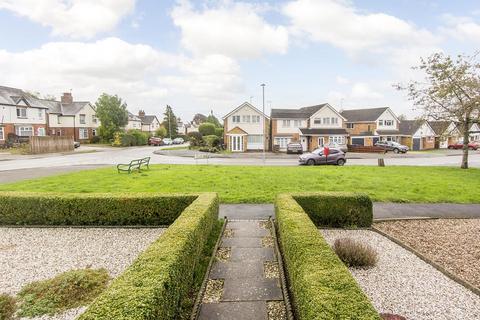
[346,122,376,135]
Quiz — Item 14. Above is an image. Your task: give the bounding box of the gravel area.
[264,261,280,279]
[374,219,480,289]
[216,247,231,262]
[203,279,224,303]
[320,229,480,320]
[0,227,166,320]
[267,301,286,320]
[262,235,274,248]
[223,229,234,238]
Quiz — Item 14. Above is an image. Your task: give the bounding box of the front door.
[301,137,307,151]
[231,135,243,152]
[318,137,324,147]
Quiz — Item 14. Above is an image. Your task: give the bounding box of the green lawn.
[0,165,478,203]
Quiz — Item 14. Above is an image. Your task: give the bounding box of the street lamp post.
[261,84,266,164]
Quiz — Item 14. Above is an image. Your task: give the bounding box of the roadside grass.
[0,165,478,203]
[17,269,110,317]
[161,146,189,151]
[0,294,16,320]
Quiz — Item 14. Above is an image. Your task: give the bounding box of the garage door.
[351,138,365,146]
[247,135,263,150]
[413,138,421,151]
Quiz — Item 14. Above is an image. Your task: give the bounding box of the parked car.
[148,137,163,146]
[299,148,346,166]
[448,142,479,150]
[173,137,185,144]
[74,141,80,148]
[286,142,303,154]
[324,142,348,153]
[375,141,409,153]
[162,138,173,145]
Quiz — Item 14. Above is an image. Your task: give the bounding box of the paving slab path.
[198,219,287,320]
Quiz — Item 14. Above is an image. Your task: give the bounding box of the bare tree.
[396,52,480,169]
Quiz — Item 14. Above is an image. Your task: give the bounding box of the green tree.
[155,126,167,138]
[95,93,129,142]
[193,113,207,125]
[397,52,480,169]
[162,105,178,138]
[199,123,216,136]
[206,111,221,127]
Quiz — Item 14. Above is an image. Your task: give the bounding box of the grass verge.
[0,294,16,320]
[17,268,110,317]
[0,165,478,203]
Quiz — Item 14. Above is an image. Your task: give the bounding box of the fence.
[29,136,74,154]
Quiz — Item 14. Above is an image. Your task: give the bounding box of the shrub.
[155,126,167,138]
[0,192,196,226]
[198,146,220,153]
[90,136,101,144]
[333,238,378,268]
[187,132,204,147]
[203,135,221,148]
[17,269,110,317]
[214,127,224,138]
[79,193,219,320]
[127,129,149,146]
[0,294,16,320]
[275,193,380,320]
[198,123,216,136]
[293,192,373,227]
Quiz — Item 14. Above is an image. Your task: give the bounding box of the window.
[282,120,291,127]
[79,128,88,139]
[92,129,97,136]
[379,120,384,126]
[16,126,33,136]
[347,123,354,129]
[232,115,240,123]
[248,135,263,143]
[331,117,338,125]
[37,127,46,136]
[294,120,302,127]
[242,115,251,123]
[323,118,330,125]
[16,107,27,118]
[92,115,98,123]
[274,137,291,148]
[252,115,260,123]
[51,129,56,135]
[57,115,61,124]
[385,120,393,126]
[0,127,4,140]
[38,109,43,119]
[314,118,321,125]
[329,136,345,144]
[79,114,86,124]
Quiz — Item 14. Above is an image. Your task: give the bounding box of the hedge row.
[293,192,373,227]
[0,192,196,225]
[79,192,219,320]
[275,193,380,320]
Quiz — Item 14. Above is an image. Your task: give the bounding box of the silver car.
[299,148,346,166]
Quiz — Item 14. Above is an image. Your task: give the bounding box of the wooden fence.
[29,136,74,154]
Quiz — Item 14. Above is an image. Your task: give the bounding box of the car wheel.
[337,159,345,166]
[307,159,315,166]
[468,147,474,150]
[393,148,399,154]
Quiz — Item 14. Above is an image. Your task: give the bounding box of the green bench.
[117,157,150,173]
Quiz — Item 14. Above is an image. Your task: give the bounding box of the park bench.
[117,157,150,173]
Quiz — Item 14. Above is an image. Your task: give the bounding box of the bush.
[293,192,373,227]
[275,193,380,320]
[0,192,196,226]
[187,132,204,147]
[79,193,219,320]
[214,127,224,138]
[17,269,110,317]
[128,129,149,146]
[333,238,378,267]
[198,147,220,153]
[0,294,16,320]
[90,136,101,144]
[203,135,221,148]
[198,123,216,136]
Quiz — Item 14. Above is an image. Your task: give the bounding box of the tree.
[199,123,216,136]
[193,113,207,125]
[206,110,222,127]
[396,52,480,169]
[162,105,178,138]
[397,114,407,121]
[155,126,167,138]
[95,93,129,142]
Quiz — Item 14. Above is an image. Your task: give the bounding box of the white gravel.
[0,227,166,320]
[320,229,480,320]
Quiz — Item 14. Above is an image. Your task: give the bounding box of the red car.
[148,137,164,146]
[447,142,478,150]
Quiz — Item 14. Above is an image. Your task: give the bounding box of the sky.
[0,0,479,122]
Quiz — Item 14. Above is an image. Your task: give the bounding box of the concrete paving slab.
[374,203,480,219]
[221,237,263,248]
[233,228,269,237]
[198,302,267,320]
[222,278,283,301]
[210,261,265,279]
[230,247,275,262]
[220,204,274,220]
[227,220,264,230]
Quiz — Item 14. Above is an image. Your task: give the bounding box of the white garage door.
[247,135,263,150]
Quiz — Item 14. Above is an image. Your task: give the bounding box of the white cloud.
[283,0,439,67]
[440,14,480,45]
[171,0,288,59]
[351,82,383,100]
[335,75,350,85]
[0,37,245,118]
[0,0,135,39]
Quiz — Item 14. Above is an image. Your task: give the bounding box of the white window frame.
[232,115,241,123]
[79,114,86,124]
[16,107,27,118]
[274,137,291,149]
[293,120,302,127]
[313,118,321,125]
[252,115,260,123]
[0,127,4,140]
[37,127,46,136]
[38,109,43,119]
[347,123,354,129]
[323,117,330,125]
[379,120,384,126]
[247,135,263,144]
[92,129,97,136]
[242,115,251,123]
[385,120,393,126]
[329,136,345,144]
[282,120,291,127]
[92,115,98,124]
[16,126,33,136]
[79,128,88,139]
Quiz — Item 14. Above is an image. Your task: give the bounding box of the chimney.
[61,92,73,104]
[138,110,145,117]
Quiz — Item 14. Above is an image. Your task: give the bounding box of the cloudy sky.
[0,0,479,121]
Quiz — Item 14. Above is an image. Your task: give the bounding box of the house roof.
[0,85,50,109]
[128,112,142,122]
[299,128,348,135]
[223,102,269,119]
[341,107,390,122]
[227,126,248,135]
[376,129,401,135]
[428,121,453,135]
[399,120,424,135]
[271,104,326,119]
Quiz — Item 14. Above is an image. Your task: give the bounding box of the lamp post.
[261,84,266,164]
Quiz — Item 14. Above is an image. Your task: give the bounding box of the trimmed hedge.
[0,192,196,225]
[79,193,219,320]
[293,192,373,227]
[275,193,380,320]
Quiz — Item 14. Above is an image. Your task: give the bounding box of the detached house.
[126,112,142,130]
[341,107,402,146]
[223,102,269,152]
[271,103,348,152]
[138,110,161,134]
[428,121,461,148]
[398,120,436,150]
[0,86,48,144]
[470,123,480,142]
[47,93,99,141]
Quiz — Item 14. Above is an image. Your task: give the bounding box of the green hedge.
[79,193,219,320]
[0,192,196,225]
[293,192,373,227]
[275,193,380,320]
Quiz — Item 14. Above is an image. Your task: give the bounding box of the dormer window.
[16,107,27,118]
